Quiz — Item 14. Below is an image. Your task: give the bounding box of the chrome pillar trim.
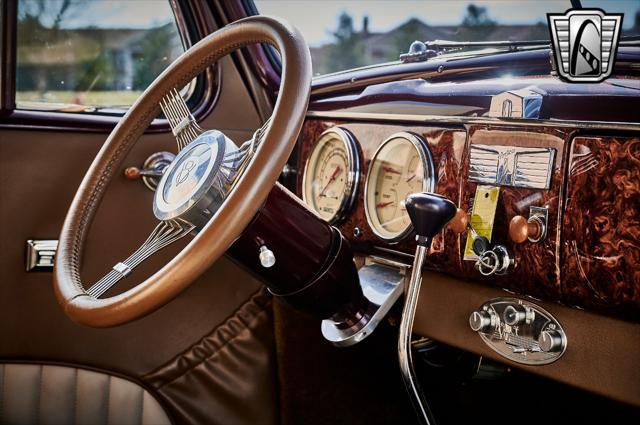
[399,244,436,425]
[305,111,640,131]
[26,240,58,271]
[321,262,406,347]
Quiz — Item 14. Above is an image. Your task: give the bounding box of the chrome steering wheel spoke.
[87,219,195,298]
[160,88,204,151]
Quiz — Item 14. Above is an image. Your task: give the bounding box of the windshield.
[254,0,640,76]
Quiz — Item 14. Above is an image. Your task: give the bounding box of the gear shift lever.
[400,193,456,425]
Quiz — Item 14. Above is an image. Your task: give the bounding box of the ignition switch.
[473,240,514,276]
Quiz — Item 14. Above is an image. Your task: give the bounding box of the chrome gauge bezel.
[364,132,436,243]
[302,127,360,224]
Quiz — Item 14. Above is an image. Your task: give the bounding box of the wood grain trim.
[562,135,640,321]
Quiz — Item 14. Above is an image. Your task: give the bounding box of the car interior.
[0,0,639,424]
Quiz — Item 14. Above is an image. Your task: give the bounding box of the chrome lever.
[399,242,436,425]
[124,151,175,191]
[127,168,164,178]
[400,192,457,425]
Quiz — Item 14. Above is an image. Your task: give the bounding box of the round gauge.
[302,128,359,223]
[365,132,435,242]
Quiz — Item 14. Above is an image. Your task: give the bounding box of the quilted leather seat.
[0,363,171,424]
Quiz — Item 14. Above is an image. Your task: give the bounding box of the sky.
[255,0,640,47]
[28,1,178,29]
[29,0,640,48]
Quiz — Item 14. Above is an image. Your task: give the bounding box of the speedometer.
[365,132,435,242]
[302,128,359,223]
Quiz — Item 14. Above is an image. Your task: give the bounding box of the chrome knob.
[539,329,565,352]
[475,245,513,276]
[469,310,494,332]
[503,304,534,326]
[258,245,276,268]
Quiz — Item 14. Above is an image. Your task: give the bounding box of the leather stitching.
[66,38,275,295]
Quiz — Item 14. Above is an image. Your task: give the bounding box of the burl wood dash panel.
[296,119,640,319]
[457,126,570,302]
[297,119,569,302]
[563,136,640,321]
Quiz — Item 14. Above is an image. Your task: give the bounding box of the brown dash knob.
[448,208,469,234]
[509,215,542,244]
[124,166,141,180]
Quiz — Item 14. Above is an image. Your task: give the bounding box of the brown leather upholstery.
[0,363,170,424]
[54,15,312,327]
[144,290,277,425]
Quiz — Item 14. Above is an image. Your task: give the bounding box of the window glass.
[16,0,185,111]
[254,0,640,76]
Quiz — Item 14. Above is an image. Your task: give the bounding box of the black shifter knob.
[405,192,457,245]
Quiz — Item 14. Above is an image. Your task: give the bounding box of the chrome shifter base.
[321,262,405,347]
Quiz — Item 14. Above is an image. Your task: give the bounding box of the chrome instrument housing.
[364,132,435,243]
[302,127,360,224]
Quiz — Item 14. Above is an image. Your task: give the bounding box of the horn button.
[153,130,240,228]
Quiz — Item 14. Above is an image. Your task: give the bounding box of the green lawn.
[16,90,142,110]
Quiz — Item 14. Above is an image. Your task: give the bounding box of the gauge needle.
[376,201,394,208]
[382,166,401,174]
[406,174,416,183]
[319,166,341,196]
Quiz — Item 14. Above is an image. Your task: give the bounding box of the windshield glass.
[254,0,640,76]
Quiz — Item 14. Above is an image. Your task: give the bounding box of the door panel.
[0,56,268,380]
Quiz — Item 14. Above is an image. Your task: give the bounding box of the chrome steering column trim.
[321,262,406,346]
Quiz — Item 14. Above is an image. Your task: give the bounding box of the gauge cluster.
[302,128,359,223]
[301,127,435,243]
[364,132,435,241]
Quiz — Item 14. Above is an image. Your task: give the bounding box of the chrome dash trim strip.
[469,144,556,189]
[306,111,640,131]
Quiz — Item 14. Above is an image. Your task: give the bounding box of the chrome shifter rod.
[399,193,456,425]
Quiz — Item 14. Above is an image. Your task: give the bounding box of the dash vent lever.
[400,193,457,425]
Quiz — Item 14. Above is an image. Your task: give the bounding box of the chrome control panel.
[469,298,567,365]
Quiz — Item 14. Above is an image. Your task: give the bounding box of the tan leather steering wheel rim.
[54,16,312,327]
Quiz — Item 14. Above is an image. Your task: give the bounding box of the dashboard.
[294,118,640,322]
[274,48,640,407]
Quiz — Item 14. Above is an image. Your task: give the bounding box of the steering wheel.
[54,16,311,327]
